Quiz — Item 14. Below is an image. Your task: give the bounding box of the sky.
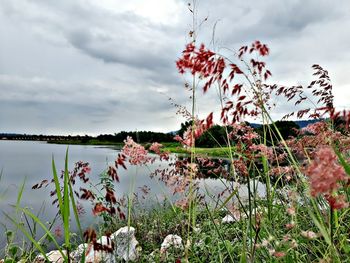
[1,0,350,135]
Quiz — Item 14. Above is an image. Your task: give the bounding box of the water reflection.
[0,140,265,253]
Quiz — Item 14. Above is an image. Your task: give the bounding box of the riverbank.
[47,139,232,158]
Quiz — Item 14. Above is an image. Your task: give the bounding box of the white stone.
[222,214,235,223]
[70,243,89,262]
[111,226,139,261]
[34,250,66,263]
[33,254,45,263]
[84,237,115,263]
[160,234,183,254]
[47,250,66,263]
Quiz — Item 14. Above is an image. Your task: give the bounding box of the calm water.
[0,140,265,251]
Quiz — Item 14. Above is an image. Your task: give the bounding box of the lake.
[0,140,265,252]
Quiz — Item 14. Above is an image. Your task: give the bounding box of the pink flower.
[249,144,273,159]
[302,121,328,135]
[149,142,163,154]
[286,207,296,216]
[122,136,151,165]
[273,251,286,258]
[301,230,318,239]
[326,194,349,210]
[174,116,213,147]
[305,146,347,197]
[54,226,62,238]
[149,142,170,161]
[242,131,259,141]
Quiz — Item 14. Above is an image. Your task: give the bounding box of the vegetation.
[1,2,350,263]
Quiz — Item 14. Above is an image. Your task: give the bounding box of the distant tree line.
[96,131,174,143]
[0,131,174,144]
[2,119,332,147]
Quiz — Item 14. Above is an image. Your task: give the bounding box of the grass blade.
[4,211,50,262]
[52,156,64,217]
[63,148,71,250]
[68,180,83,239]
[16,178,26,208]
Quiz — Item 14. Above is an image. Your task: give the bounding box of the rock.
[111,226,139,262]
[222,214,235,223]
[84,237,115,263]
[34,250,66,263]
[70,243,89,262]
[222,210,247,224]
[160,234,183,254]
[47,250,66,263]
[33,254,45,263]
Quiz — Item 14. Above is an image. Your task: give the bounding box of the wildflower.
[187,163,198,174]
[285,222,295,230]
[92,203,109,216]
[301,230,318,239]
[290,239,298,248]
[76,201,86,216]
[326,194,349,210]
[302,121,328,135]
[149,142,163,154]
[232,158,248,177]
[175,198,189,210]
[54,226,62,238]
[304,146,348,209]
[122,136,151,165]
[261,239,269,247]
[286,206,295,216]
[174,115,213,147]
[249,144,273,159]
[273,251,286,258]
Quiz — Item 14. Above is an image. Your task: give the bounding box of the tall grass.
[3,148,86,262]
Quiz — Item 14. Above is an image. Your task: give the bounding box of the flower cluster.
[122,136,151,165]
[149,142,170,161]
[174,113,213,147]
[304,146,349,209]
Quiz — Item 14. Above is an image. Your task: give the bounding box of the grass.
[163,144,234,158]
[47,139,124,147]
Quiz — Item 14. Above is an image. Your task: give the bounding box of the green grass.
[163,145,234,157]
[47,139,124,146]
[47,140,232,158]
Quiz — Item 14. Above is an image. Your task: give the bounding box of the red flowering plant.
[175,27,350,258]
[304,146,349,209]
[31,154,127,254]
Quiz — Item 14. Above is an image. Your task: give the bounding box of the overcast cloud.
[1,0,350,135]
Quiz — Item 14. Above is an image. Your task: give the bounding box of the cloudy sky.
[1,0,350,135]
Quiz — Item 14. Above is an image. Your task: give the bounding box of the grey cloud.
[1,0,350,135]
[1,0,183,73]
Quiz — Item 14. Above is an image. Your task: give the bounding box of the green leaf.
[334,147,350,176]
[9,245,18,257]
[216,188,238,212]
[3,212,50,262]
[16,178,26,208]
[52,157,64,217]
[11,207,67,261]
[63,147,71,250]
[68,180,83,240]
